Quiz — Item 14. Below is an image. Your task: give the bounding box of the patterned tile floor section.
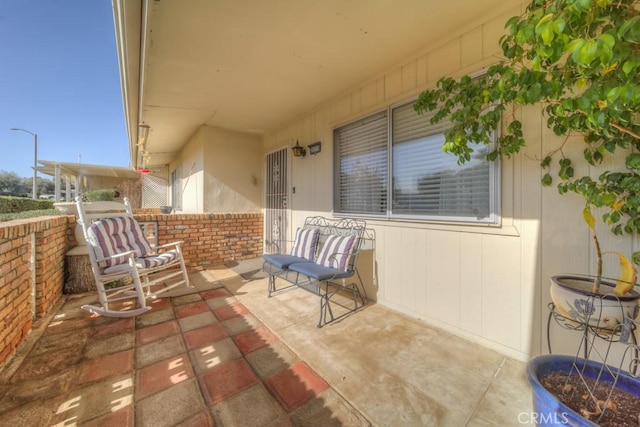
[0,277,370,426]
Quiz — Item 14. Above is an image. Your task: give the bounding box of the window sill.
[333,214,521,237]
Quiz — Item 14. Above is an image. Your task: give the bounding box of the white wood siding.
[261,2,637,361]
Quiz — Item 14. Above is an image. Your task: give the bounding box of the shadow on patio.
[0,259,531,426]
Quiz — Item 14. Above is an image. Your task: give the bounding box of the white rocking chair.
[76,196,191,317]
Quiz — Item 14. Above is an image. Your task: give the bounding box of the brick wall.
[0,216,72,368]
[133,213,263,269]
[0,211,263,369]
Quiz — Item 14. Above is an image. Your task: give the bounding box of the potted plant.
[533,208,640,426]
[413,0,640,423]
[527,354,640,426]
[550,204,640,329]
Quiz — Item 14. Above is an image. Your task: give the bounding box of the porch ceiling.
[114,0,521,168]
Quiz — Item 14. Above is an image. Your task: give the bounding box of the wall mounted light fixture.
[291,140,306,157]
[308,141,321,155]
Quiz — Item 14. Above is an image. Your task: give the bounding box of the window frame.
[333,98,501,226]
[332,109,390,219]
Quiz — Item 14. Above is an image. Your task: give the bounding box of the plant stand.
[536,296,640,424]
[547,302,638,374]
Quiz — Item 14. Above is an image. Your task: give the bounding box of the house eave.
[112,0,144,170]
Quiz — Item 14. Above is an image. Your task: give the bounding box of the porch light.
[291,140,306,157]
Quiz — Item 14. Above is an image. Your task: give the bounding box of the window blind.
[391,102,493,221]
[332,100,499,224]
[334,111,388,215]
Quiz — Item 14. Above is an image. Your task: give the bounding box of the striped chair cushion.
[104,250,180,274]
[87,217,153,268]
[316,234,357,270]
[136,250,179,269]
[290,228,320,261]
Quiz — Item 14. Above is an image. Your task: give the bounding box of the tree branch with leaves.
[414,0,640,261]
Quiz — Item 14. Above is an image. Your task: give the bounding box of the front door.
[264,147,290,253]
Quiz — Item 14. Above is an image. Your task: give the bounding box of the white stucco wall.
[262,4,638,361]
[201,126,262,213]
[171,130,204,213]
[172,125,262,213]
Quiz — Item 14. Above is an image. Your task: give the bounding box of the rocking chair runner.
[76,197,191,317]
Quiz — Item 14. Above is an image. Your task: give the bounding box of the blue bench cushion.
[316,234,357,270]
[288,261,354,281]
[262,253,308,269]
[291,228,320,261]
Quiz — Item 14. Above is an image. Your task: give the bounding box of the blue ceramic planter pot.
[526,354,640,426]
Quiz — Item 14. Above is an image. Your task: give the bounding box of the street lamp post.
[10,128,38,199]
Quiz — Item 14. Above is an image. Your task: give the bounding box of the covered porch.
[0,260,530,426]
[114,0,558,363]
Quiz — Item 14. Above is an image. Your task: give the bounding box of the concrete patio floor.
[0,259,532,426]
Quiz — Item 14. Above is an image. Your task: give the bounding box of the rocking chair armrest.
[93,249,137,264]
[155,240,184,251]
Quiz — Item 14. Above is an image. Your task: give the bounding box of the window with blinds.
[333,100,500,224]
[334,111,388,215]
[391,102,498,223]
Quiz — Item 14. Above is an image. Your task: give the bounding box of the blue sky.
[0,1,129,179]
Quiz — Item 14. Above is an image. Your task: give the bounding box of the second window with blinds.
[334,100,500,225]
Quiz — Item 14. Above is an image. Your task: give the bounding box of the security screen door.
[264,148,290,253]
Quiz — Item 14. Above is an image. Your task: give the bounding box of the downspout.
[111,0,149,169]
[112,0,134,166]
[136,0,151,170]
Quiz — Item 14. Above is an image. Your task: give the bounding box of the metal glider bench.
[262,216,370,327]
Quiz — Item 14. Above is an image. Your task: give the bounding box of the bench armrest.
[325,250,358,270]
[265,238,295,254]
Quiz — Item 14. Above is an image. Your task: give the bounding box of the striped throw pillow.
[290,228,320,261]
[316,234,357,270]
[88,217,153,267]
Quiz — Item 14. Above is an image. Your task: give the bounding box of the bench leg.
[349,282,366,310]
[268,274,275,297]
[317,281,334,328]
